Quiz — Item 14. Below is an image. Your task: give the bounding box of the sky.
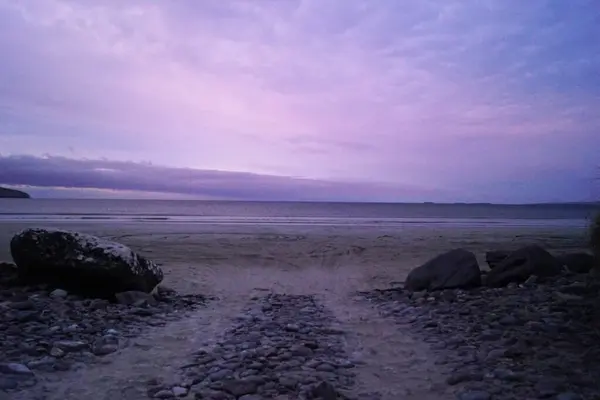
[0,0,599,203]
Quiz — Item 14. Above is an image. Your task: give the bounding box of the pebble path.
[151,293,357,400]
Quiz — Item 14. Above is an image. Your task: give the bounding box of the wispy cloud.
[0,0,598,201]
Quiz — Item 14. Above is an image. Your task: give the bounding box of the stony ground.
[4,255,600,400]
[362,272,600,400]
[0,264,207,395]
[148,293,358,400]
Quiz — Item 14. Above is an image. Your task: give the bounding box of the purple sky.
[1,0,599,202]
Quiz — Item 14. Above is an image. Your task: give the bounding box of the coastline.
[0,220,588,294]
[0,218,594,399]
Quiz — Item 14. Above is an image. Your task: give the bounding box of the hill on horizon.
[0,186,30,198]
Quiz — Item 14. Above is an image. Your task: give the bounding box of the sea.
[0,199,597,228]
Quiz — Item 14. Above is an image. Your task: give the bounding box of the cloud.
[0,0,598,201]
[0,155,453,202]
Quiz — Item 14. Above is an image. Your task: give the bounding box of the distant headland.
[0,186,30,198]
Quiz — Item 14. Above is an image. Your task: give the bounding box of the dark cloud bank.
[0,155,450,202]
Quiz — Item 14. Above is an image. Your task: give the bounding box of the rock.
[311,381,338,400]
[93,344,119,356]
[535,378,562,398]
[523,275,538,287]
[446,371,483,385]
[456,390,490,400]
[484,348,506,362]
[405,249,481,291]
[222,379,258,397]
[50,347,66,358]
[0,261,17,270]
[172,386,188,397]
[0,376,18,390]
[239,396,263,400]
[49,288,68,299]
[559,282,588,295]
[556,392,582,400]
[485,250,510,269]
[115,291,158,306]
[53,340,88,352]
[9,300,35,310]
[556,253,594,273]
[0,363,34,376]
[10,228,164,298]
[485,245,561,287]
[554,292,584,302]
[154,389,175,399]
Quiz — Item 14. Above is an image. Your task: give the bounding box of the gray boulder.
[405,249,481,291]
[556,253,594,273]
[485,250,510,269]
[485,245,561,287]
[10,228,163,298]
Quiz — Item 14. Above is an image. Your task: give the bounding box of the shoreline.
[0,220,595,399]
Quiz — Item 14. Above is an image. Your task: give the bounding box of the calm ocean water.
[0,199,597,228]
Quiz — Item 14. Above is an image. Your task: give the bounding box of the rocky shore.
[362,271,600,400]
[146,293,358,400]
[0,263,208,394]
[1,223,598,399]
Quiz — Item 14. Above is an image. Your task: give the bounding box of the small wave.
[0,213,588,228]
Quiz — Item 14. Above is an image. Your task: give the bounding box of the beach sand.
[0,221,589,400]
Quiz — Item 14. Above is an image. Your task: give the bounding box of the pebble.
[239,395,263,400]
[172,386,188,397]
[92,344,119,356]
[556,392,582,400]
[153,389,175,399]
[457,390,491,400]
[484,348,505,362]
[49,289,68,299]
[0,363,33,376]
[53,340,88,352]
[446,371,483,386]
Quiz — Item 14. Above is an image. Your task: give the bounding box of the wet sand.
[0,221,588,400]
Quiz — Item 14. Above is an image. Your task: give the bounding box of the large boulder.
[485,245,561,287]
[405,249,481,291]
[10,228,163,298]
[556,253,595,274]
[485,250,510,269]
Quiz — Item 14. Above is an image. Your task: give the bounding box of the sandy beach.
[0,220,590,400]
[0,221,588,295]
